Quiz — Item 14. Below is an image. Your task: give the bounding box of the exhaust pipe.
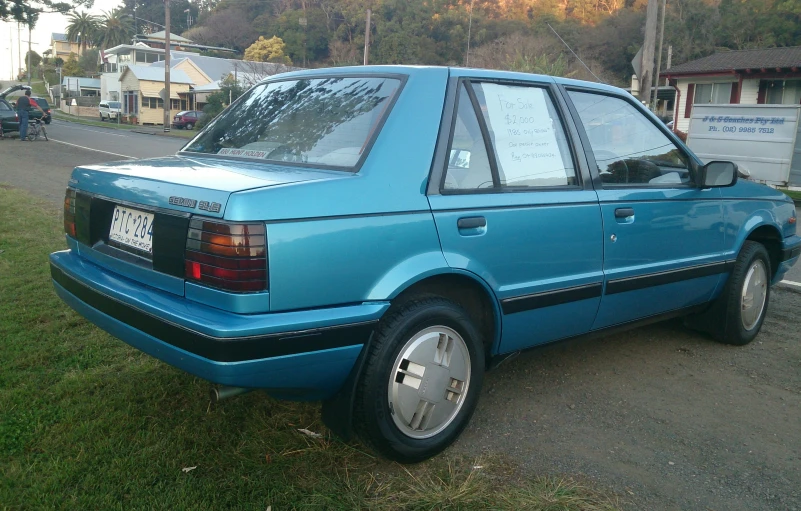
[210,385,251,402]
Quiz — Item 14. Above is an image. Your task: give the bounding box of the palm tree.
[66,11,100,54]
[96,9,135,50]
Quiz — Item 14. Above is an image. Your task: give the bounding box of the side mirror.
[697,161,738,188]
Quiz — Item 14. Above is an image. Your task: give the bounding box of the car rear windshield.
[34,98,50,109]
[109,102,121,108]
[182,76,401,169]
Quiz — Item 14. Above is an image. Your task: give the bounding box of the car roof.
[259,65,626,96]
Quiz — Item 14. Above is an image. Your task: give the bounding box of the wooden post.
[163,0,171,132]
[639,0,659,104]
[363,8,371,65]
[651,0,667,111]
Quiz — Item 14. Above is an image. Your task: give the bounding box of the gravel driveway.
[455,286,800,510]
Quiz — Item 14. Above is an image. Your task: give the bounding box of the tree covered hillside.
[87,0,801,85]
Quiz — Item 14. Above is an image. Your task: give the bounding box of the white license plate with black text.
[109,205,154,253]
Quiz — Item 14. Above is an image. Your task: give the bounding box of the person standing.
[16,90,32,141]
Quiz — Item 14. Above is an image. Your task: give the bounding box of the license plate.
[109,205,154,253]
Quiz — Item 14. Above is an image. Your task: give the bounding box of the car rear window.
[34,98,50,109]
[109,102,121,108]
[182,76,401,169]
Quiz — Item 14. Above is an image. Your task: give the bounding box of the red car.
[172,110,202,130]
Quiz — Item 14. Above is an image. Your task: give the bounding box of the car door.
[562,87,726,329]
[428,76,604,355]
[0,99,17,131]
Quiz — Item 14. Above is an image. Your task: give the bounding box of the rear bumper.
[50,250,388,400]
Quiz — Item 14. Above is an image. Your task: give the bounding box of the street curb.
[776,281,801,294]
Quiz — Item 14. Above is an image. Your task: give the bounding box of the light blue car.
[50,66,800,462]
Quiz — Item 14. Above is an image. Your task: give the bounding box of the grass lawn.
[780,188,801,201]
[0,185,619,510]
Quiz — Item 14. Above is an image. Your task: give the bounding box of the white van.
[99,101,122,121]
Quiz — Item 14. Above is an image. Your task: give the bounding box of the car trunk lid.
[68,155,345,299]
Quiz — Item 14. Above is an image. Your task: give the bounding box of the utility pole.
[163,0,171,132]
[651,0,667,112]
[465,0,474,66]
[27,18,32,86]
[639,0,659,104]
[9,24,13,81]
[17,22,21,81]
[363,8,371,65]
[666,45,673,72]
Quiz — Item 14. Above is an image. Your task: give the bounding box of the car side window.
[473,83,577,188]
[443,84,494,190]
[568,91,691,186]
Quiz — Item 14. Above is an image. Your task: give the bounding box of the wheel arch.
[740,221,784,279]
[390,270,502,360]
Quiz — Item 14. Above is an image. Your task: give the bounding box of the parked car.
[50,66,801,462]
[0,97,44,134]
[31,96,52,124]
[172,110,202,130]
[99,101,122,121]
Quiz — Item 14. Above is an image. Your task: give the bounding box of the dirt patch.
[455,287,801,510]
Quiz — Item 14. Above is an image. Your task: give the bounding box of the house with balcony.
[50,33,81,60]
[663,46,801,134]
[99,43,168,101]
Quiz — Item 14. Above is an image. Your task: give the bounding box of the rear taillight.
[63,188,76,237]
[185,218,267,292]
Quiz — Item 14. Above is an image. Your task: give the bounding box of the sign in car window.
[478,83,573,186]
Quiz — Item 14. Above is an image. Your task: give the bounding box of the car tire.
[186,123,194,130]
[100,114,104,121]
[353,296,485,463]
[687,241,771,346]
[45,118,50,125]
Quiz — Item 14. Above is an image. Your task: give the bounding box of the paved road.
[0,120,185,202]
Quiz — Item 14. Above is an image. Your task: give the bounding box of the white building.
[663,46,801,134]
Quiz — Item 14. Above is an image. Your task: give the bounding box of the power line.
[546,23,604,83]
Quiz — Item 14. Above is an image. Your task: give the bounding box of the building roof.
[665,46,801,75]
[52,33,68,42]
[121,65,193,84]
[104,44,164,55]
[62,77,101,89]
[152,53,300,81]
[193,79,223,92]
[144,31,193,43]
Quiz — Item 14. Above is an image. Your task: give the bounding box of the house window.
[694,83,733,104]
[144,97,164,109]
[764,80,801,105]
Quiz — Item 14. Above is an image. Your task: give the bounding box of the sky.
[1,0,121,82]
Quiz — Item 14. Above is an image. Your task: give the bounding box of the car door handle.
[457,216,486,229]
[614,208,635,218]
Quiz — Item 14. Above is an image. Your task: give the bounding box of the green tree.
[274,9,330,65]
[25,50,42,70]
[244,36,293,64]
[121,0,197,36]
[66,11,99,53]
[62,53,83,77]
[198,74,245,128]
[1,0,92,24]
[97,8,135,49]
[78,48,99,74]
